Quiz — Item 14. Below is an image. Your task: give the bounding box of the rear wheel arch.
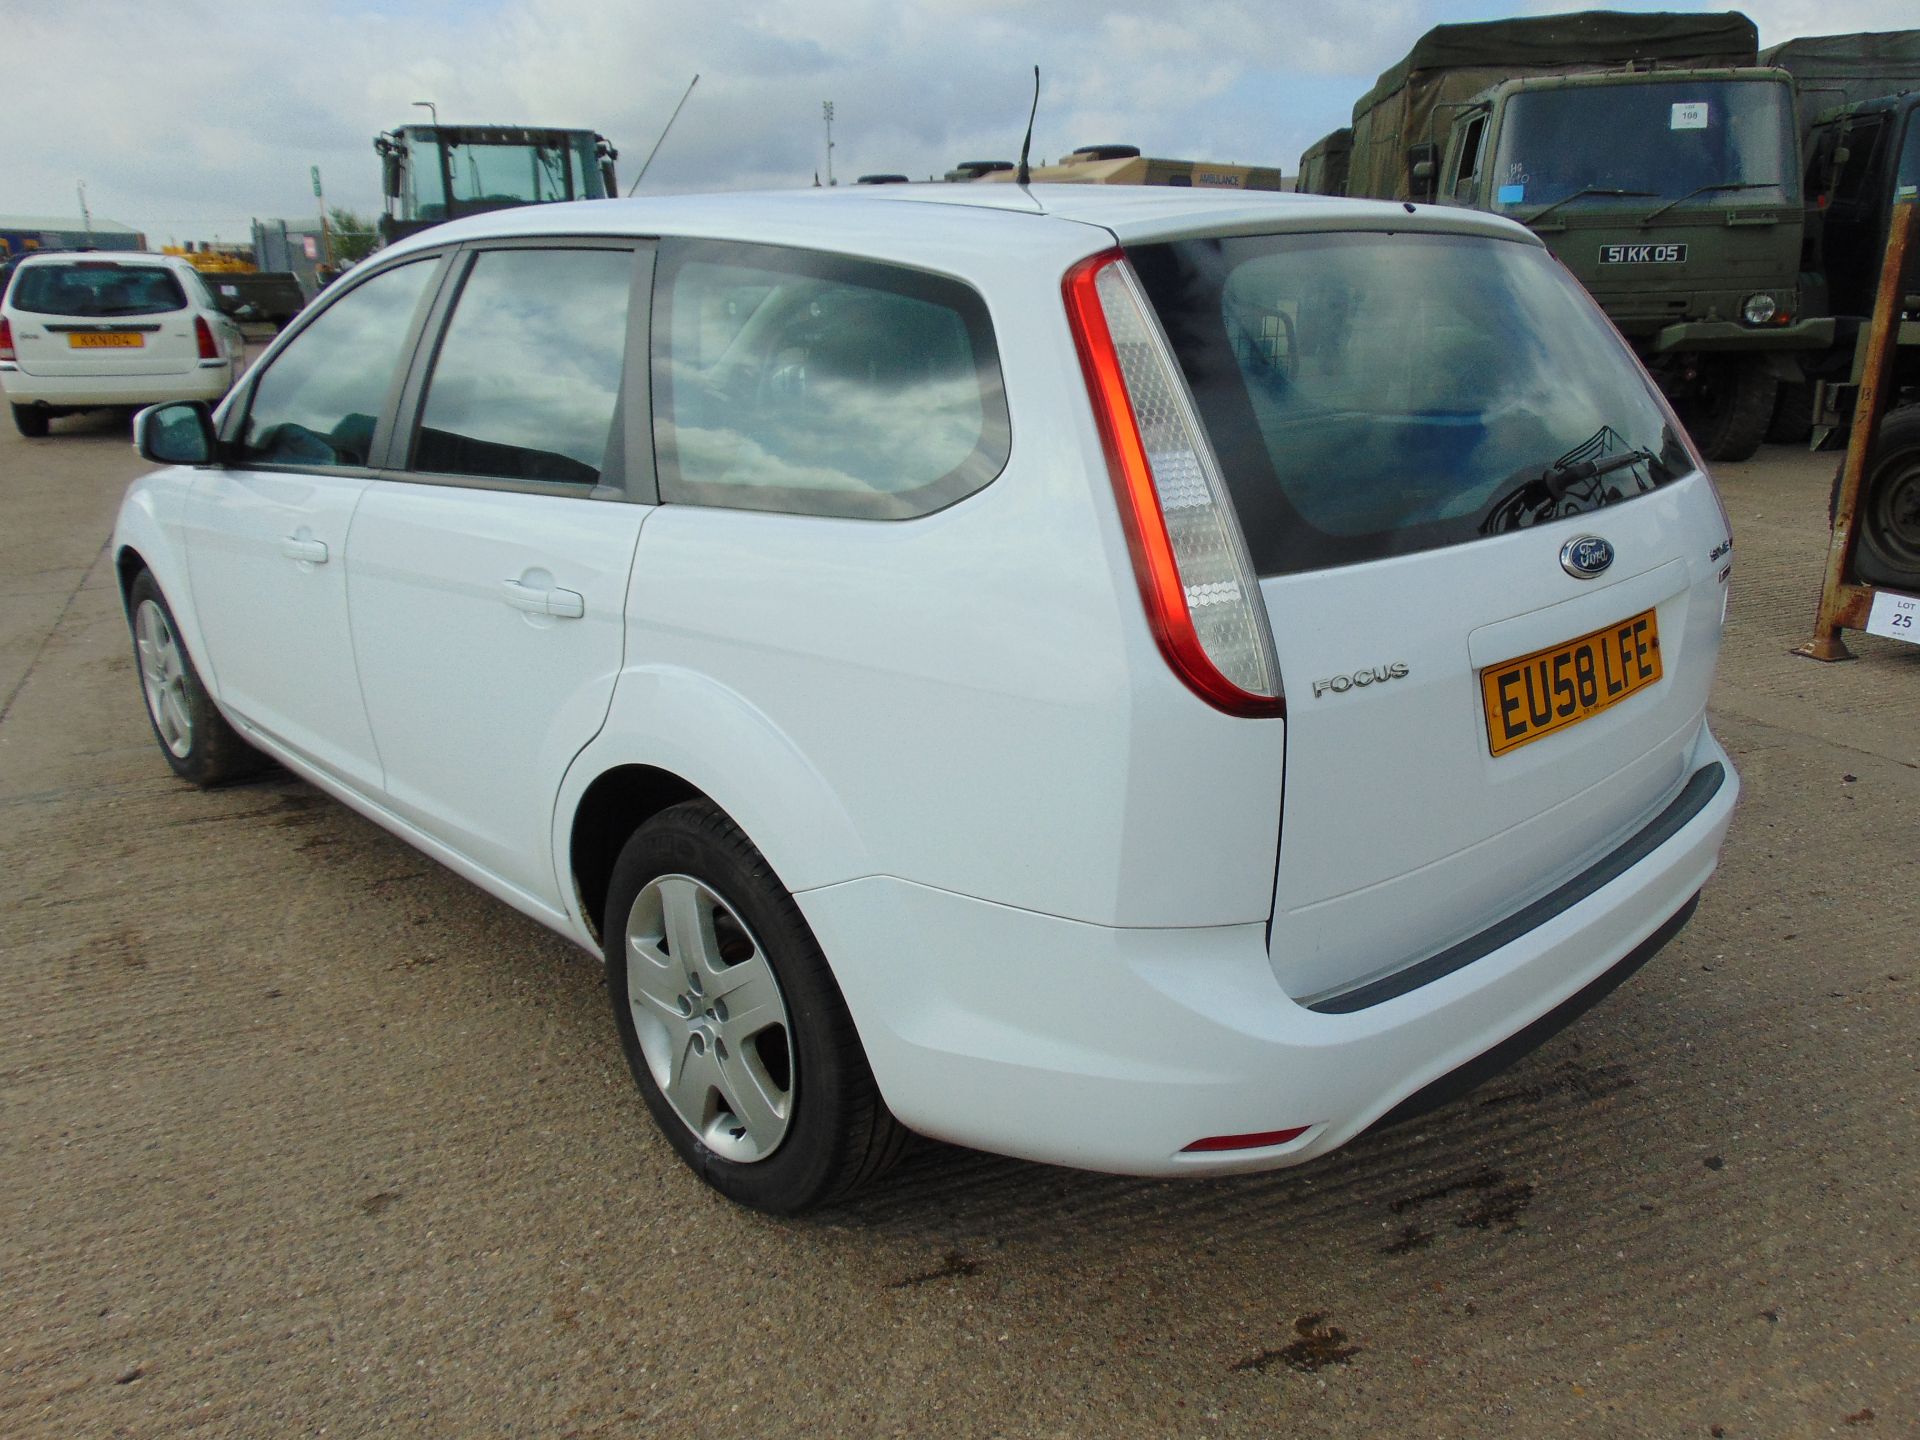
[569,764,705,943]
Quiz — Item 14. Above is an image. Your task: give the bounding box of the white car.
[111,187,1739,1213]
[1,251,244,436]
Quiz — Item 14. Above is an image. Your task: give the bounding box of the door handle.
[280,536,329,565]
[501,579,585,619]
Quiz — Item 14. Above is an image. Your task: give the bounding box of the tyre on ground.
[1832,403,1920,593]
[12,404,49,438]
[125,568,266,786]
[1765,379,1814,447]
[603,800,906,1213]
[1675,355,1775,463]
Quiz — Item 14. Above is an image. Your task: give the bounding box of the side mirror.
[134,402,218,466]
[382,151,402,199]
[1832,146,1851,167]
[1411,159,1436,182]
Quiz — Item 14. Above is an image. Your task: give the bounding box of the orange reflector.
[1181,1125,1311,1153]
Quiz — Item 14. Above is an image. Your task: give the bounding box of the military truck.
[1295,128,1353,197]
[971,144,1286,191]
[1760,31,1920,447]
[1797,90,1920,591]
[1350,11,1831,462]
[373,124,619,246]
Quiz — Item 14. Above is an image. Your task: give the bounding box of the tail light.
[0,316,14,362]
[1064,250,1283,718]
[194,315,220,361]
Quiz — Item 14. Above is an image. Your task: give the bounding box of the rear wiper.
[1522,187,1657,223]
[1639,181,1776,224]
[1477,448,1660,536]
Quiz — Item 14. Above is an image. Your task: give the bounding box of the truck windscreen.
[1492,79,1799,214]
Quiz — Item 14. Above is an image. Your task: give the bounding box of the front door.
[185,255,444,789]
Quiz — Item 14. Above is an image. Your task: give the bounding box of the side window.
[1897,114,1920,194]
[239,259,436,469]
[411,247,634,487]
[1833,116,1888,208]
[1451,113,1488,199]
[653,240,1010,520]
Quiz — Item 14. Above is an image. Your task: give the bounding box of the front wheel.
[126,570,265,786]
[1675,356,1775,463]
[604,801,905,1213]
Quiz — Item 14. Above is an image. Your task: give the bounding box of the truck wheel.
[1678,357,1775,463]
[1841,405,1920,594]
[1765,381,1814,447]
[12,405,50,438]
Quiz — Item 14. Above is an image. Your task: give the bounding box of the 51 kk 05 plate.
[1481,607,1663,757]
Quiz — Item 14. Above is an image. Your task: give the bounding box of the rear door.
[185,254,445,790]
[6,259,202,376]
[1131,226,1728,1000]
[344,240,652,910]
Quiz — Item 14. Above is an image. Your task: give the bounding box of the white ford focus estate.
[113,186,1738,1213]
[2,251,245,436]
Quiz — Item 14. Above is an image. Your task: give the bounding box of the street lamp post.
[822,101,835,187]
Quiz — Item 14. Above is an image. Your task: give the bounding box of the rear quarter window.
[652,239,1010,520]
[10,262,187,317]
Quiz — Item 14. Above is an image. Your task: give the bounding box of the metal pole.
[413,99,438,128]
[1794,197,1917,661]
[823,101,835,187]
[627,74,700,196]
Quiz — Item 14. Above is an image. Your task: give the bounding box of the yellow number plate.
[1481,608,1662,756]
[68,332,144,348]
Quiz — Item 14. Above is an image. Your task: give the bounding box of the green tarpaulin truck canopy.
[1760,31,1920,136]
[1350,10,1760,200]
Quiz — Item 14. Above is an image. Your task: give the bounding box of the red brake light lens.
[0,316,14,362]
[1063,250,1283,718]
[194,314,220,361]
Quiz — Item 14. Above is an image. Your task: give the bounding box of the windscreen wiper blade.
[1639,181,1776,224]
[1477,448,1660,536]
[1522,187,1657,223]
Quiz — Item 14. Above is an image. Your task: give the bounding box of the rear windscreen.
[10,263,187,318]
[1130,231,1692,577]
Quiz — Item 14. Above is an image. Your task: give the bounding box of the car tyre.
[126,569,266,786]
[604,800,906,1214]
[1678,356,1774,463]
[1833,403,1920,593]
[12,404,49,438]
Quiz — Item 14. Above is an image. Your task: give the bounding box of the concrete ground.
[0,403,1913,1438]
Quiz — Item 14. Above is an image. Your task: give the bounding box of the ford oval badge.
[1560,535,1614,579]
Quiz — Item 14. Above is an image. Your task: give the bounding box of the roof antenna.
[1016,66,1040,188]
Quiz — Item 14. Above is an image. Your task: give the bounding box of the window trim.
[377,235,654,503]
[650,236,1012,522]
[217,247,456,477]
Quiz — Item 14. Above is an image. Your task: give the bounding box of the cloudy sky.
[7,0,1915,244]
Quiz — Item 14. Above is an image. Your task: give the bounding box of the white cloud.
[6,0,1912,242]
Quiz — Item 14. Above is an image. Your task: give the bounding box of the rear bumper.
[0,362,232,409]
[798,726,1738,1177]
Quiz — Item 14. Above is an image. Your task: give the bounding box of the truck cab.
[374,125,619,245]
[1439,67,1833,460]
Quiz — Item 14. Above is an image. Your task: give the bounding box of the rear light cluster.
[1064,251,1283,718]
[193,315,221,361]
[0,316,14,362]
